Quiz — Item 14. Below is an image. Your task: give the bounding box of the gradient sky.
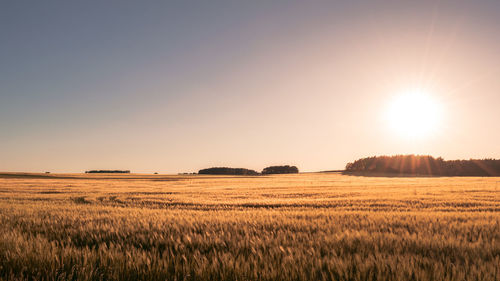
[1,0,499,173]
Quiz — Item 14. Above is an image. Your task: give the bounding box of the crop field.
[0,172,499,281]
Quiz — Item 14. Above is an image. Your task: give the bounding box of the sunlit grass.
[0,173,499,280]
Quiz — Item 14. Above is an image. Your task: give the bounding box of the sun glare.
[386,90,442,139]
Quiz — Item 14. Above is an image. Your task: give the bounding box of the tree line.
[262,165,299,174]
[198,165,299,175]
[85,170,131,174]
[198,167,259,175]
[345,155,500,176]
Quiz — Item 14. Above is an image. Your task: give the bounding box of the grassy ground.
[0,173,499,280]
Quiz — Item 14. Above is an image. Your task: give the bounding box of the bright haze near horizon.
[1,0,499,173]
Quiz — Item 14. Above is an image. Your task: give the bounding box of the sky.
[1,0,499,173]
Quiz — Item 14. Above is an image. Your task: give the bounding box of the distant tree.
[261,165,299,174]
[85,170,130,174]
[198,167,259,175]
[344,155,500,176]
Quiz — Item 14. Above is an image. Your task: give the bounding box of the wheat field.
[0,172,499,281]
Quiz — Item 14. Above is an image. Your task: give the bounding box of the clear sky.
[1,0,499,173]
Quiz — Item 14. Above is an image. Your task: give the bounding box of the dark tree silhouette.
[262,165,299,174]
[85,170,131,174]
[198,167,259,175]
[345,155,500,176]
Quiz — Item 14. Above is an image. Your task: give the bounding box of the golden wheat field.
[0,172,499,281]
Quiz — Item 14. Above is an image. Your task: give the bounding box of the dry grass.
[0,172,499,280]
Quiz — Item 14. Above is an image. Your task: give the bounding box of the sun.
[386,90,442,139]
